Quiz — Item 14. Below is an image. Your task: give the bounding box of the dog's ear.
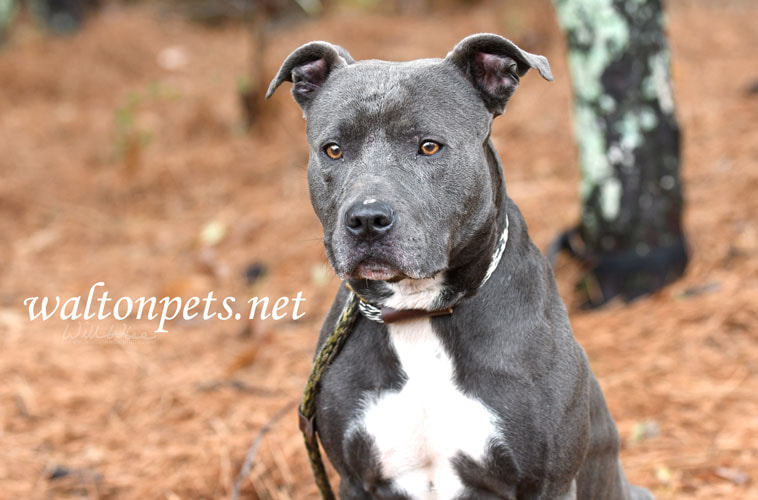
[445,33,553,115]
[266,41,354,110]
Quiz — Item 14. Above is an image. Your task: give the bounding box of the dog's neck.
[347,139,509,313]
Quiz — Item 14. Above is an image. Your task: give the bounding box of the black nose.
[345,200,395,239]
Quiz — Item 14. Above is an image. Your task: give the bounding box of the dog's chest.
[356,318,499,499]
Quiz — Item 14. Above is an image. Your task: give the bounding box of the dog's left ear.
[445,33,553,116]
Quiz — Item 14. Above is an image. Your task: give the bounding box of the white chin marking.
[353,314,500,499]
[384,275,445,311]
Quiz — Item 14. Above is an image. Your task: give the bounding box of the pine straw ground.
[0,0,756,498]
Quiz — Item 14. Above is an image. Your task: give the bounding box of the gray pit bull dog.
[268,33,654,500]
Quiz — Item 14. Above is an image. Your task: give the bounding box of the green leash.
[299,291,360,500]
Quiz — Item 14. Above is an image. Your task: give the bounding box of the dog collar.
[351,215,509,324]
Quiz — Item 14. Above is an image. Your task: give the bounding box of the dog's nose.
[345,200,395,239]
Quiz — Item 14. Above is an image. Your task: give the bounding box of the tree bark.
[551,0,688,307]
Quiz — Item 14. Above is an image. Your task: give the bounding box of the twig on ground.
[196,379,280,397]
[230,400,298,500]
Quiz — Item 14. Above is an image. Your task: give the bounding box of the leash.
[298,216,509,498]
[298,292,359,500]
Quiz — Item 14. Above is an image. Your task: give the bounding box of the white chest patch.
[352,278,500,499]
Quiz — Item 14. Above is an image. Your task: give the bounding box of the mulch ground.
[1,0,756,498]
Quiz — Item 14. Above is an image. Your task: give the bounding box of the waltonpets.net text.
[24,282,306,333]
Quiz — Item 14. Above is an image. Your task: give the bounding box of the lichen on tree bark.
[552,0,688,306]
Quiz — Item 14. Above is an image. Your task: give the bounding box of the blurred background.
[0,0,756,498]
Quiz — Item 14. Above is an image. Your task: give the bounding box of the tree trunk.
[551,0,688,307]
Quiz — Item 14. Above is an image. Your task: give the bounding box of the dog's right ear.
[266,41,354,111]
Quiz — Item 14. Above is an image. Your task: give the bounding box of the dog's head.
[268,34,552,282]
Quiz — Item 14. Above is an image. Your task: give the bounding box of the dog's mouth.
[330,235,448,282]
[351,259,406,281]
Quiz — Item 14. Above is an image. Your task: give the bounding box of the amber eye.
[419,141,441,156]
[324,143,343,160]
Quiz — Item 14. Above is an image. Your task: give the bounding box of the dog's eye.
[324,143,343,160]
[419,141,442,156]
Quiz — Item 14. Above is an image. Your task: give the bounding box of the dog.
[268,33,654,500]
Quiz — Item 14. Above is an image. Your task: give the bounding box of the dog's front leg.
[555,480,577,500]
[339,476,415,500]
[338,478,373,500]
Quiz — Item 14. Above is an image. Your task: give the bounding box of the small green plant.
[113,92,151,164]
[112,82,180,164]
